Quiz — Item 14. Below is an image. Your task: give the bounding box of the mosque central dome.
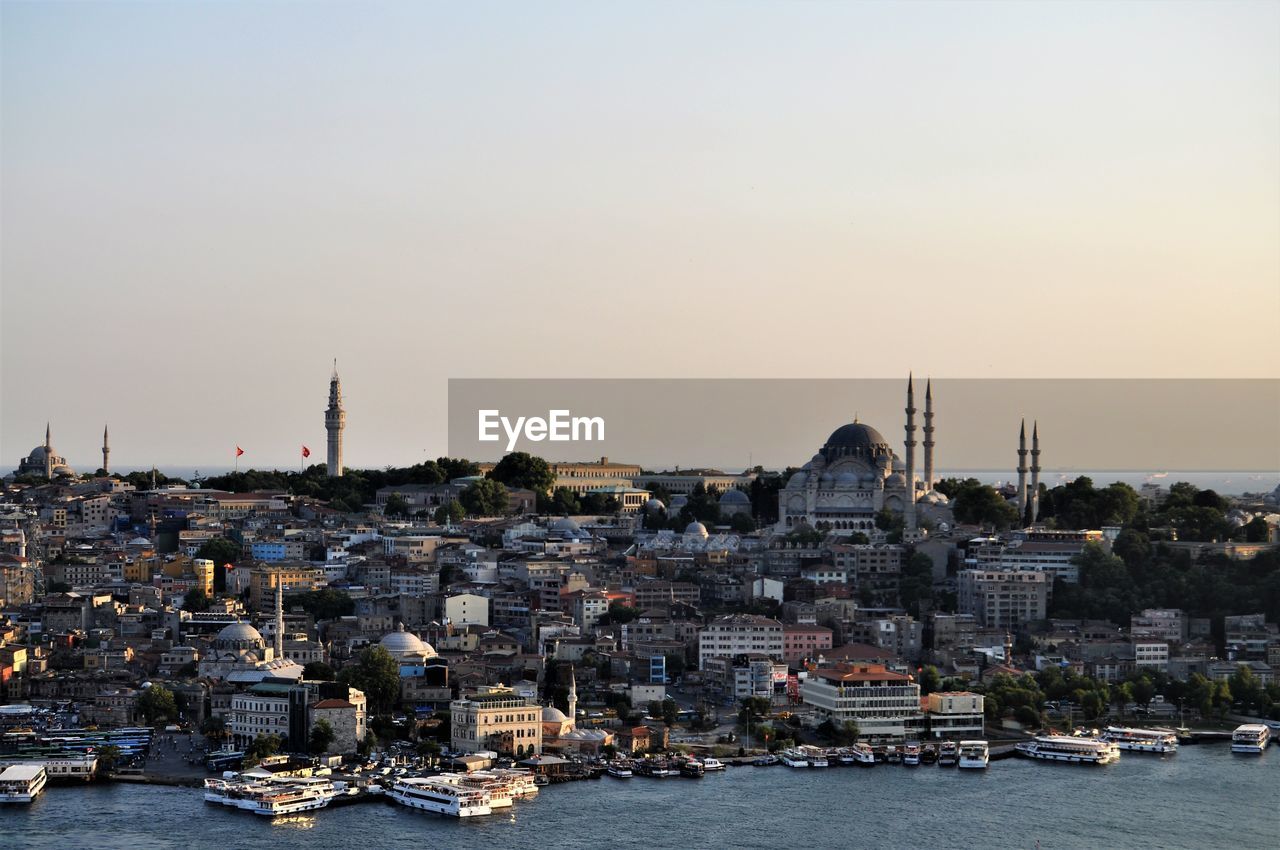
[823,422,890,451]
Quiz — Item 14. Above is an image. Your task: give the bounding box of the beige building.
[925,691,985,740]
[451,685,543,757]
[249,565,326,612]
[310,690,368,754]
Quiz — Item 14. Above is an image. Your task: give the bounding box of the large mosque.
[14,424,78,479]
[777,376,950,536]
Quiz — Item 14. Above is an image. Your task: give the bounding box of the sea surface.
[7,745,1278,850]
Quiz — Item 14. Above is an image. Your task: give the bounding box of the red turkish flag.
[235,446,244,457]
[224,562,234,571]
[302,446,311,458]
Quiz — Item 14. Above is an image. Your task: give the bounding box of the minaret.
[1016,420,1028,525]
[922,379,935,491]
[44,423,53,480]
[102,425,110,475]
[273,575,284,659]
[1030,421,1042,524]
[567,665,578,724]
[903,375,917,532]
[325,360,346,477]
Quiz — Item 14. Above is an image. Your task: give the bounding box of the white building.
[444,593,490,627]
[799,664,924,742]
[1133,640,1170,672]
[697,614,784,670]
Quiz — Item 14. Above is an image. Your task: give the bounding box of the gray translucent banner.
[447,379,1279,473]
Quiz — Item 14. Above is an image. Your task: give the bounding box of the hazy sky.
[2,1,1278,470]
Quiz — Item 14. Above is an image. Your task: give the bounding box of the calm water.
[7,746,1278,850]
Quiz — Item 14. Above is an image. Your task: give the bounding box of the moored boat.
[0,764,47,803]
[1101,726,1178,754]
[387,777,491,817]
[606,761,633,778]
[1231,724,1270,754]
[779,748,809,768]
[957,740,989,769]
[937,741,959,766]
[701,757,726,771]
[902,743,921,766]
[203,775,337,817]
[799,745,828,767]
[1015,735,1119,765]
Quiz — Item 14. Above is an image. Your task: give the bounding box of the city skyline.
[3,1,1278,467]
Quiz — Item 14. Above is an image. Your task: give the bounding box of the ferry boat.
[700,757,726,772]
[799,745,829,767]
[751,754,779,766]
[957,740,989,769]
[901,743,921,766]
[779,749,809,768]
[203,775,337,816]
[606,761,633,778]
[679,758,705,778]
[387,776,491,817]
[1101,726,1178,754]
[1015,735,1120,765]
[937,741,959,766]
[1231,724,1271,754]
[846,743,875,766]
[0,764,47,803]
[433,771,534,808]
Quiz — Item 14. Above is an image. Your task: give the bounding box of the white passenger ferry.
[387,776,492,817]
[901,743,921,766]
[1015,735,1120,765]
[432,770,537,808]
[1101,726,1178,754]
[779,748,809,768]
[203,775,336,816]
[957,740,989,769]
[799,745,829,767]
[0,764,48,803]
[1231,724,1271,754]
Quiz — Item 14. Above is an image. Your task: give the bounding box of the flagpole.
[235,446,239,474]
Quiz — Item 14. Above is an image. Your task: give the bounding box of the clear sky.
[2,1,1277,470]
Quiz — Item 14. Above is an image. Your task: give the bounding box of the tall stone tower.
[325,361,345,477]
[102,424,110,475]
[1016,419,1029,524]
[1030,421,1042,524]
[922,379,935,491]
[903,375,917,532]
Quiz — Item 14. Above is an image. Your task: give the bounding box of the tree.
[487,452,555,494]
[138,685,177,726]
[338,645,402,716]
[183,587,211,613]
[309,719,336,754]
[460,479,509,516]
[200,716,227,739]
[729,513,756,534]
[953,484,1020,529]
[383,494,410,517]
[288,588,355,621]
[247,733,283,764]
[918,665,942,697]
[196,538,241,592]
[303,661,336,681]
[96,744,122,776]
[433,500,465,525]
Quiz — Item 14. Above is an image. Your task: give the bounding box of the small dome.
[787,471,808,488]
[819,472,834,486]
[684,520,709,539]
[542,705,569,723]
[644,498,666,514]
[380,623,435,659]
[886,472,907,488]
[670,495,688,510]
[719,489,750,505]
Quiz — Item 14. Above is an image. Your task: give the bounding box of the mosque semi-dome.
[720,489,750,505]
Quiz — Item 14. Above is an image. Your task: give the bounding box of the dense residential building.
[697,614,785,669]
[782,624,834,662]
[957,569,1051,630]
